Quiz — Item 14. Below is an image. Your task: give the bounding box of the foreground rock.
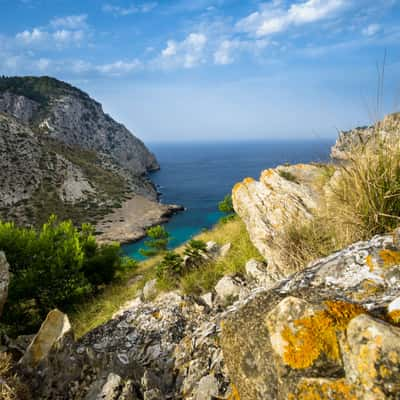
[232,164,324,284]
[0,251,9,317]
[221,231,400,400]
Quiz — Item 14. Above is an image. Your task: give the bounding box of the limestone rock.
[344,314,400,399]
[215,276,243,303]
[20,309,72,368]
[195,374,219,400]
[245,259,273,288]
[219,243,231,258]
[331,112,400,161]
[143,279,158,301]
[232,164,322,283]
[0,251,9,317]
[221,232,400,400]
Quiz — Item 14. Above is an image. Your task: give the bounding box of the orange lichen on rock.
[288,379,357,400]
[261,169,274,180]
[282,301,365,369]
[365,255,374,271]
[378,249,400,268]
[226,384,240,400]
[387,310,400,325]
[232,182,243,195]
[243,177,255,185]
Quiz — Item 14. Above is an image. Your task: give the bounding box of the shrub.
[278,169,299,183]
[139,225,170,257]
[183,239,207,266]
[0,215,122,335]
[218,194,234,214]
[156,252,183,280]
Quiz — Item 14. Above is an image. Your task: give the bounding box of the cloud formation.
[237,0,348,37]
[102,2,157,16]
[159,33,207,68]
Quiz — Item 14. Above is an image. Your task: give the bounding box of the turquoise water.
[123,139,333,260]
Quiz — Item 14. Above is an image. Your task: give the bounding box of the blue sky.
[1,0,400,141]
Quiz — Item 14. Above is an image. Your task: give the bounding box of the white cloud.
[16,28,48,45]
[50,14,88,29]
[362,23,381,36]
[53,29,85,46]
[102,2,157,16]
[96,59,142,76]
[214,38,269,65]
[159,33,207,68]
[36,58,51,71]
[237,0,348,37]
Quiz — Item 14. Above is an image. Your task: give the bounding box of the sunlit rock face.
[232,163,323,285]
[331,112,400,161]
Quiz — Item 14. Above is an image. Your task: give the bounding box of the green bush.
[218,194,234,214]
[139,225,170,257]
[183,239,207,266]
[156,252,183,280]
[0,215,122,335]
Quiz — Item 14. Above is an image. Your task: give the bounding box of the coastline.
[95,194,183,245]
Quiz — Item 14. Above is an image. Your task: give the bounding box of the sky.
[1,0,400,141]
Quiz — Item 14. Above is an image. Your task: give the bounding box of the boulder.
[221,232,400,400]
[0,251,9,317]
[20,309,73,368]
[143,279,157,301]
[232,164,322,283]
[245,259,273,288]
[195,374,219,400]
[215,276,243,303]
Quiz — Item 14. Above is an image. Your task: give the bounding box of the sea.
[123,139,334,260]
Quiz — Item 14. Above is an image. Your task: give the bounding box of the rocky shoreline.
[95,195,184,244]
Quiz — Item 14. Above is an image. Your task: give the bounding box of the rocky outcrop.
[0,251,9,316]
[0,76,172,229]
[331,112,400,160]
[232,164,323,284]
[14,230,400,399]
[221,231,400,400]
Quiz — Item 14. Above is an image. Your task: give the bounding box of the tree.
[139,225,170,257]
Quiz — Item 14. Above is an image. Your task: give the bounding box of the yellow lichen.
[261,169,274,180]
[232,182,243,195]
[226,384,240,400]
[243,177,255,184]
[379,365,391,378]
[387,310,400,325]
[379,249,400,268]
[365,255,374,271]
[290,379,357,400]
[282,301,365,369]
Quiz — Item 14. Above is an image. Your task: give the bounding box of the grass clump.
[280,138,400,270]
[278,170,299,183]
[0,353,30,400]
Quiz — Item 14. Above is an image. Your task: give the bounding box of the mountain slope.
[0,76,166,229]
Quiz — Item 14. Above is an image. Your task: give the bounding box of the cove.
[122,139,333,260]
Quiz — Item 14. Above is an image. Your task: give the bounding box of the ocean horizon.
[123,138,334,259]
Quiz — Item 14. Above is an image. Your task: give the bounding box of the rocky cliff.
[331,112,400,160]
[0,76,165,228]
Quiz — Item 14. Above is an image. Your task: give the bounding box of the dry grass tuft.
[0,353,30,400]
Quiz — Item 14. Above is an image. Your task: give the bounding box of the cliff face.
[331,112,400,160]
[0,76,160,227]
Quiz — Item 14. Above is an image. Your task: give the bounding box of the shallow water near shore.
[123,139,334,260]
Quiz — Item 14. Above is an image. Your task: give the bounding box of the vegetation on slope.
[0,216,134,336]
[281,138,400,269]
[70,216,261,337]
[0,75,86,106]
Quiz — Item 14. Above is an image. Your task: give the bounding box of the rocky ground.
[3,112,400,399]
